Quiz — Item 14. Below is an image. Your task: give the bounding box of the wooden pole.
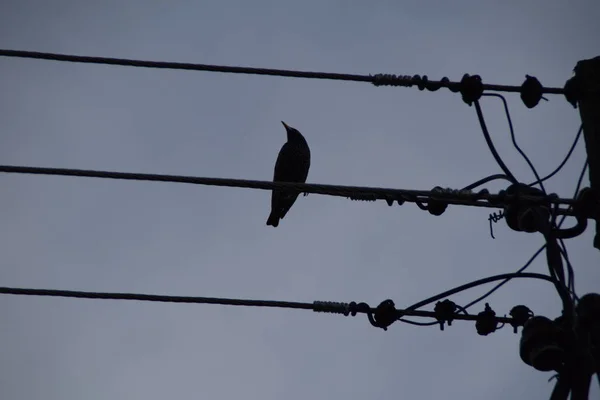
[572,56,600,250]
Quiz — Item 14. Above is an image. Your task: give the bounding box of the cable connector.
[520,75,546,108]
[427,187,449,216]
[509,305,534,333]
[476,303,498,336]
[460,74,484,105]
[371,299,398,331]
[313,301,351,316]
[519,315,566,371]
[434,299,457,330]
[503,183,551,234]
[313,300,371,317]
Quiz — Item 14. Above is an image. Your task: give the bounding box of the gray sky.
[1,1,599,399]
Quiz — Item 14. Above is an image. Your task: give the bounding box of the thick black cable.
[0,49,568,94]
[463,245,546,310]
[0,273,569,322]
[0,287,315,309]
[0,286,515,324]
[482,93,546,193]
[461,174,512,191]
[473,100,519,184]
[397,319,438,326]
[529,125,583,187]
[0,165,578,211]
[398,272,570,320]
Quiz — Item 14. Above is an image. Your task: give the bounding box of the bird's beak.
[281,121,290,131]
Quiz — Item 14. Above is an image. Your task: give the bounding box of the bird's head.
[281,121,305,142]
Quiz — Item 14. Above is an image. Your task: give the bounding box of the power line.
[0,271,568,326]
[0,49,566,95]
[473,99,519,183]
[0,286,507,324]
[0,165,579,213]
[461,174,513,191]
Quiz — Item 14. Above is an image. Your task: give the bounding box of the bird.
[266,121,311,227]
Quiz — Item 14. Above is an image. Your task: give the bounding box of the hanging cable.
[396,272,570,321]
[529,125,583,187]
[463,245,546,311]
[461,174,513,191]
[473,100,518,184]
[481,93,546,193]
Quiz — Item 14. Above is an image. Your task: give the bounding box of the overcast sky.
[1,1,599,399]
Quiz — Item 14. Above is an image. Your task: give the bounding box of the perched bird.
[266,121,311,227]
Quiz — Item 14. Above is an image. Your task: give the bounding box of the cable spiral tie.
[313,301,351,316]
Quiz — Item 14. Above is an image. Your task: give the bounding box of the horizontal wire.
[0,286,513,324]
[0,49,566,95]
[0,287,314,309]
[0,164,578,212]
[0,272,565,326]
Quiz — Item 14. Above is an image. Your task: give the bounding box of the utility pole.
[569,56,600,250]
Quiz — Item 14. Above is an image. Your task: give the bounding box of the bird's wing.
[273,143,310,182]
[273,143,293,181]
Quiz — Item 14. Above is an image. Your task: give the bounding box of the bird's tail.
[266,212,280,227]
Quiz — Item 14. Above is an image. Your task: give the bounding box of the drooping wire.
[397,319,439,326]
[481,93,539,239]
[463,245,546,311]
[482,93,545,193]
[529,125,583,187]
[461,174,513,191]
[474,97,518,239]
[393,270,572,327]
[399,302,469,327]
[473,100,519,184]
[397,272,570,320]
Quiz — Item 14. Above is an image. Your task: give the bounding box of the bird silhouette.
[266,121,311,227]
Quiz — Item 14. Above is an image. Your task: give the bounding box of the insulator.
[519,316,565,372]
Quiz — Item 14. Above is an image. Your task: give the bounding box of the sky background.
[0,1,599,399]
